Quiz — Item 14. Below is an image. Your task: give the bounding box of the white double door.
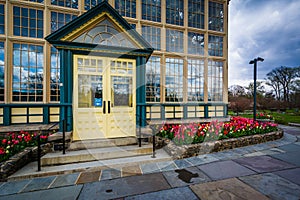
[73,55,136,140]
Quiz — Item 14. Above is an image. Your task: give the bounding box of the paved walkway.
[1,125,300,200]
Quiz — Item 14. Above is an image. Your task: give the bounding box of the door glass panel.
[78,74,103,108]
[111,76,132,107]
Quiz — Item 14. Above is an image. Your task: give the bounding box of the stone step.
[8,149,171,181]
[41,144,153,166]
[68,137,138,150]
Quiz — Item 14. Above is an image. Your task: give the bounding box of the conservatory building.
[0,0,229,140]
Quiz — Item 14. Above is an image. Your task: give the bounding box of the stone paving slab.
[209,150,242,160]
[239,173,300,200]
[0,185,82,200]
[278,143,300,152]
[100,168,121,180]
[156,161,178,171]
[0,179,31,196]
[140,162,160,174]
[260,147,286,155]
[185,154,219,166]
[162,166,211,187]
[274,168,300,186]
[197,160,256,181]
[270,152,300,167]
[121,165,142,177]
[78,173,171,200]
[190,178,269,200]
[76,171,101,184]
[21,176,56,193]
[234,155,295,173]
[49,173,79,188]
[174,159,193,169]
[125,186,199,200]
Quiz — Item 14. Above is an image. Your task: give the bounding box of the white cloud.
[228,0,300,87]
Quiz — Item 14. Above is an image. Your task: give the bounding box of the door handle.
[108,101,111,114]
[103,101,106,114]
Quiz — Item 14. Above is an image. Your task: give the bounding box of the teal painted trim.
[3,106,11,126]
[161,105,166,120]
[67,50,73,132]
[43,107,49,124]
[183,105,188,118]
[204,105,209,118]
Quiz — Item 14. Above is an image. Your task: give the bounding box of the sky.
[228,0,300,87]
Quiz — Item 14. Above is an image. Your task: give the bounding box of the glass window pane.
[146,56,161,102]
[13,6,44,38]
[142,26,161,50]
[166,29,183,53]
[0,42,4,101]
[166,0,184,26]
[115,0,136,18]
[165,58,183,102]
[208,60,223,101]
[209,1,224,32]
[141,0,161,22]
[13,43,44,102]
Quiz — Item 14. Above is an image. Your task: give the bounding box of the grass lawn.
[228,110,300,125]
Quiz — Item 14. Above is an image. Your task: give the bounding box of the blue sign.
[94,98,102,107]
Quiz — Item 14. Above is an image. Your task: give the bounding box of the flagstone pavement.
[0,125,300,200]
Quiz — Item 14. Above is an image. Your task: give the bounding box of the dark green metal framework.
[45,1,154,131]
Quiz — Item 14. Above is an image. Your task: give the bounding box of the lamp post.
[249,57,264,121]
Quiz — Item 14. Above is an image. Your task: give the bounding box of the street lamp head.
[257,57,264,62]
[249,60,255,64]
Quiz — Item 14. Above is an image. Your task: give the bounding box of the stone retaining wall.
[0,143,52,181]
[161,130,283,160]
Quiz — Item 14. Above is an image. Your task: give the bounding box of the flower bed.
[156,116,282,159]
[0,131,50,163]
[157,117,279,145]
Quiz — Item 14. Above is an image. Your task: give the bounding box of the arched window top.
[73,19,137,48]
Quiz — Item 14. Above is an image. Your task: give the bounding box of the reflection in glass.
[50,47,60,102]
[166,0,184,26]
[188,0,204,29]
[208,35,223,57]
[142,0,161,22]
[115,0,136,18]
[12,43,44,102]
[13,6,44,38]
[142,26,161,50]
[208,60,223,101]
[0,4,4,34]
[0,42,4,101]
[165,58,183,102]
[111,76,132,107]
[188,32,204,55]
[166,29,183,53]
[146,56,160,102]
[188,59,204,102]
[209,1,224,32]
[78,75,103,108]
